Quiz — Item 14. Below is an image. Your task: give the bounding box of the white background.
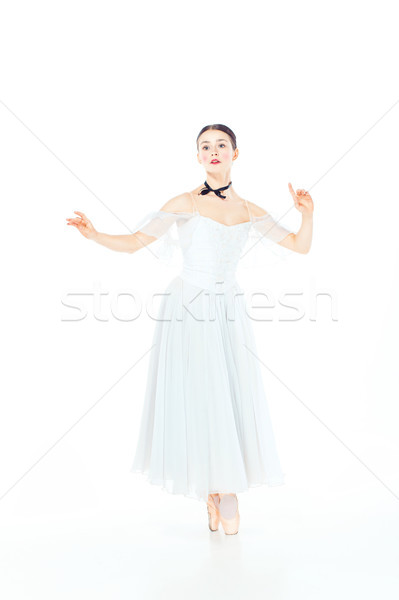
[0,0,398,598]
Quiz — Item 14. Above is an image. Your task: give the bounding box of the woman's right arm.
[66,195,191,254]
[93,230,157,254]
[66,210,157,254]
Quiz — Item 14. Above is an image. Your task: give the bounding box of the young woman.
[66,124,314,535]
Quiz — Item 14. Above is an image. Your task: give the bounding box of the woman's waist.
[178,264,239,292]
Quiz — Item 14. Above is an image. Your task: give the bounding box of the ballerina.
[66,123,314,534]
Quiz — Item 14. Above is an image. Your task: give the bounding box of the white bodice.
[130,206,294,289]
[178,214,252,292]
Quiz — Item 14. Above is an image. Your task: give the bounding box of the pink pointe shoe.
[206,494,220,532]
[219,493,240,535]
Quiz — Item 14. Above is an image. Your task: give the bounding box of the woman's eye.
[202,144,224,150]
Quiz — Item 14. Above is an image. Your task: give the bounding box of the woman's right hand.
[66,211,98,240]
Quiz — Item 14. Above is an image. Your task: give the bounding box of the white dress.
[130,192,294,502]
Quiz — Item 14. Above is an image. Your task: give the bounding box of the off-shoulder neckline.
[158,210,252,228]
[196,213,251,228]
[157,209,274,228]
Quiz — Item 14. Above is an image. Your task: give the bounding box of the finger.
[74,211,87,220]
[288,182,297,199]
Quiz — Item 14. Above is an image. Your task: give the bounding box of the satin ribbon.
[199,180,232,199]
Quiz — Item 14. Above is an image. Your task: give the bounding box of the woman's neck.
[204,172,233,190]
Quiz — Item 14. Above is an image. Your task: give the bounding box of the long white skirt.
[130,275,285,502]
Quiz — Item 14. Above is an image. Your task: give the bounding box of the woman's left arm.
[278,183,314,254]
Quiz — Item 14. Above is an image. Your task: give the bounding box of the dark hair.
[196,124,237,151]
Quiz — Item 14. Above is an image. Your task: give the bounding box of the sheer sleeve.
[129,210,194,266]
[240,211,296,268]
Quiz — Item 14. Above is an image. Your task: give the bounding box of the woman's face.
[197,130,238,169]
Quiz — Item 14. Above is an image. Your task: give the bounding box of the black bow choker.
[199,180,232,200]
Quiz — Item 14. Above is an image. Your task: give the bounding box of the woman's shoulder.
[246,200,269,218]
[159,192,193,213]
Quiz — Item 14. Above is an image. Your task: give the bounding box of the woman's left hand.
[288,183,314,218]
